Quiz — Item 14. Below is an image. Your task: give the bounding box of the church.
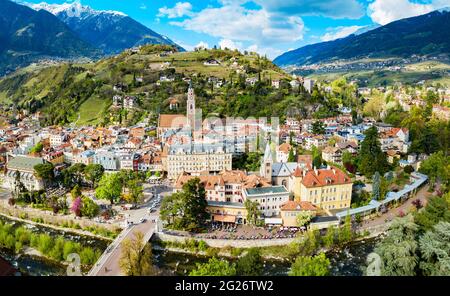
[158,83,233,180]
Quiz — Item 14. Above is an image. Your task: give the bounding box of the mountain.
[274,9,450,67]
[0,0,99,75]
[27,1,184,54]
[0,46,289,126]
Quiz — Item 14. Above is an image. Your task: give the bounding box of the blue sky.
[22,0,450,59]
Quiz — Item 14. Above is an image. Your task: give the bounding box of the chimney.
[314,166,318,176]
[332,169,336,175]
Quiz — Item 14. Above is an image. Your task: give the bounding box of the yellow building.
[280,200,317,227]
[206,201,247,224]
[299,167,353,211]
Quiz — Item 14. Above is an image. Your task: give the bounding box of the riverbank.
[0,215,109,275]
[0,202,120,240]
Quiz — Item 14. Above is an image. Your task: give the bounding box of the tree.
[95,173,123,205]
[30,142,44,154]
[67,163,86,186]
[126,179,144,205]
[71,184,81,200]
[236,248,264,276]
[84,164,104,188]
[71,197,82,217]
[119,232,156,276]
[414,196,450,232]
[311,121,325,134]
[338,215,353,244]
[375,215,419,276]
[311,146,323,168]
[296,211,313,227]
[287,147,295,162]
[419,221,450,276]
[80,197,100,218]
[34,162,55,187]
[372,172,381,200]
[160,178,208,231]
[323,227,337,248]
[190,257,236,276]
[289,253,330,276]
[244,199,261,225]
[419,151,449,187]
[358,127,388,177]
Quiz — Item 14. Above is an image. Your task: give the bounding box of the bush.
[404,165,414,174]
[197,240,208,252]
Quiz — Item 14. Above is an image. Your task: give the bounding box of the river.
[0,216,380,276]
[0,215,109,276]
[152,237,381,276]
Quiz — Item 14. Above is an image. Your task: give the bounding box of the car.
[139,217,147,223]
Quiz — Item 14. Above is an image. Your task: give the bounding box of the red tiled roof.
[281,200,317,211]
[301,167,351,188]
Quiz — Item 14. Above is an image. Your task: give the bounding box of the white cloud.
[321,25,365,41]
[158,2,193,18]
[140,4,147,10]
[219,39,243,50]
[223,0,365,19]
[195,41,209,49]
[368,0,450,25]
[169,5,304,45]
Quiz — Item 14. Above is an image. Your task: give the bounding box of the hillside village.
[0,47,448,233]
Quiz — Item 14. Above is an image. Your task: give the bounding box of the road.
[359,184,432,230]
[88,183,172,276]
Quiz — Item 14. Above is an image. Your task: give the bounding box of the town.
[0,55,448,276]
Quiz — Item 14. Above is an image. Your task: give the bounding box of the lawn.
[71,96,110,126]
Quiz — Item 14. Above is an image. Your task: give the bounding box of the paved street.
[359,184,432,230]
[88,183,172,276]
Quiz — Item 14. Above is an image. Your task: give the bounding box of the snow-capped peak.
[25,1,126,18]
[437,7,450,13]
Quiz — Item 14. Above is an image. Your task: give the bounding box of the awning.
[212,214,236,223]
[264,218,283,225]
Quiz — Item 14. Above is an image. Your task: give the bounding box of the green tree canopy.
[84,164,104,188]
[419,221,450,276]
[119,232,156,276]
[236,248,264,276]
[160,178,209,231]
[190,257,236,276]
[358,126,388,177]
[95,173,123,204]
[414,196,450,232]
[289,253,330,276]
[34,162,55,186]
[375,215,419,276]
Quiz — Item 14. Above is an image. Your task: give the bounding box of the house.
[280,200,317,227]
[203,59,220,66]
[276,143,292,163]
[303,79,315,93]
[50,133,67,148]
[298,166,353,212]
[243,186,290,218]
[113,95,122,107]
[379,127,410,153]
[123,96,136,110]
[245,77,258,86]
[93,149,119,171]
[290,80,300,89]
[73,150,95,165]
[3,156,47,191]
[272,80,280,89]
[322,146,342,164]
[169,98,180,110]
